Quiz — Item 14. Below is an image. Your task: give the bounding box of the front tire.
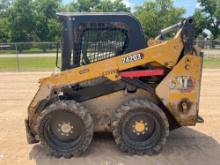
[112,99,169,155]
[37,100,94,158]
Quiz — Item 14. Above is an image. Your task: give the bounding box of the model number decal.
[122,53,143,64]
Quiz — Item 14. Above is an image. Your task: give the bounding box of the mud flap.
[24,119,39,144]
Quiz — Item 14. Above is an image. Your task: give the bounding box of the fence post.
[15,43,20,72]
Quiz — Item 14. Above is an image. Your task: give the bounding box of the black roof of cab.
[57,12,146,70]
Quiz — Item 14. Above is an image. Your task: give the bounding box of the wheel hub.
[132,120,148,135]
[58,122,74,136]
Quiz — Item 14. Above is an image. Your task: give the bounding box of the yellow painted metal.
[39,35,183,86]
[156,54,203,126]
[28,29,184,113]
[147,38,164,47]
[133,121,147,133]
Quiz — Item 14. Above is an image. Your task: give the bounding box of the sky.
[62,0,198,16]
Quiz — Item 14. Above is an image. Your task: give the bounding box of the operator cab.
[57,12,146,71]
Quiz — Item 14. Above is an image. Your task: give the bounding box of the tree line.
[0,0,219,43]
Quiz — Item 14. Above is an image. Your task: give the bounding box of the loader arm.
[28,32,183,112]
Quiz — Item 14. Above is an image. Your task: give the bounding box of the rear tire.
[112,99,169,155]
[37,100,94,158]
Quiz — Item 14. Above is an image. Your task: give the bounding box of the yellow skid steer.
[25,12,203,158]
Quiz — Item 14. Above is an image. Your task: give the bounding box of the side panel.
[82,89,153,132]
[156,55,203,126]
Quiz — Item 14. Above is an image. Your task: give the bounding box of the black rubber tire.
[112,98,169,155]
[37,100,94,158]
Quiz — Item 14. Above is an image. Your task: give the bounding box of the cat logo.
[169,76,194,92]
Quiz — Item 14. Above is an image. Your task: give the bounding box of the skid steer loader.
[25,12,204,157]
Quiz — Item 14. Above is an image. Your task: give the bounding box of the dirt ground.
[0,69,220,165]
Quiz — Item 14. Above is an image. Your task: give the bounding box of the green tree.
[69,0,130,12]
[134,0,185,39]
[0,17,9,42]
[95,0,130,12]
[59,3,70,12]
[34,0,61,42]
[0,0,12,42]
[69,0,100,12]
[194,9,207,39]
[196,0,220,39]
[7,0,36,42]
[0,0,11,14]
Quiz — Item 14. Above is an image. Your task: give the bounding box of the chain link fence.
[194,40,220,68]
[0,41,219,72]
[195,40,220,49]
[0,42,61,72]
